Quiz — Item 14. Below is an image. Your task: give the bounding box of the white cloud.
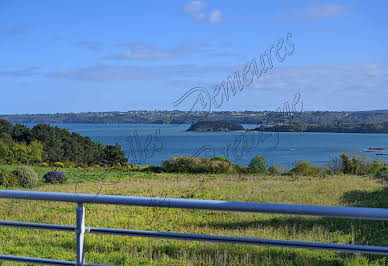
[209,10,223,23]
[183,1,205,14]
[184,1,207,22]
[183,1,224,24]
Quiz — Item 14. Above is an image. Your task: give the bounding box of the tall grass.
[0,165,387,265]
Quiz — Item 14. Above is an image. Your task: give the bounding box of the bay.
[24,123,388,168]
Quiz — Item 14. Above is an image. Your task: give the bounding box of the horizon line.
[1,109,388,116]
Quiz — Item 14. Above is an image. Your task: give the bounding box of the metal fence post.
[76,203,85,265]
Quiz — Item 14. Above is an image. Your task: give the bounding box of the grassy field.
[0,165,388,265]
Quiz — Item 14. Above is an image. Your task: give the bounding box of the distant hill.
[251,122,388,134]
[1,110,388,125]
[187,121,244,132]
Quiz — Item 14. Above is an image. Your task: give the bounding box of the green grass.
[0,165,388,265]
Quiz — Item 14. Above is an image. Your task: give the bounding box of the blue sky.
[0,0,387,114]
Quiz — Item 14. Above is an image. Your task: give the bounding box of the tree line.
[252,122,388,133]
[0,119,127,166]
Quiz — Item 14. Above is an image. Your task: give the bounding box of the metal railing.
[0,189,388,265]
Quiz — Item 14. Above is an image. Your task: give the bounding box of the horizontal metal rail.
[2,221,387,256]
[1,190,388,220]
[0,220,75,231]
[88,227,388,255]
[0,190,388,265]
[0,254,111,266]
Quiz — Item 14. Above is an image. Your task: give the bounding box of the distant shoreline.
[186,120,388,134]
[249,122,388,134]
[2,110,388,125]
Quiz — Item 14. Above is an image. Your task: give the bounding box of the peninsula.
[187,121,244,132]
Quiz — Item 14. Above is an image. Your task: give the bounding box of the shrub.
[13,166,38,188]
[27,140,43,163]
[43,170,67,183]
[91,164,102,169]
[268,164,287,175]
[75,163,88,168]
[368,161,383,176]
[63,161,77,168]
[234,164,248,175]
[0,169,19,187]
[53,162,65,168]
[163,156,195,173]
[375,166,388,179]
[40,162,49,167]
[132,165,142,171]
[113,162,122,169]
[211,156,231,163]
[0,141,13,164]
[289,161,321,176]
[325,157,343,175]
[147,165,165,173]
[339,153,375,175]
[351,155,373,175]
[207,159,233,174]
[13,143,29,164]
[162,156,238,174]
[248,155,268,174]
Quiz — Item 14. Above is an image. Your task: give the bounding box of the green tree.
[248,155,268,174]
[0,133,14,148]
[31,124,64,162]
[27,140,43,163]
[12,123,31,143]
[13,142,29,164]
[103,144,127,166]
[0,119,13,135]
[0,141,13,164]
[27,123,128,166]
[341,153,354,174]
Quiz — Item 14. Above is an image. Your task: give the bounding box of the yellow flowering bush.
[63,161,77,168]
[53,162,65,168]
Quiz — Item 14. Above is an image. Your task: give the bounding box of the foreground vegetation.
[1,151,388,190]
[0,164,388,265]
